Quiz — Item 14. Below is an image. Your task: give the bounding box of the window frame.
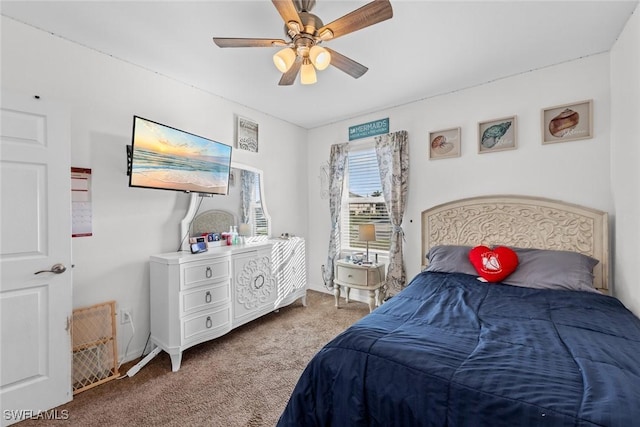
[340,140,391,256]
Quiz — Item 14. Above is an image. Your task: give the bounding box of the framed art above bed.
[542,99,593,144]
[478,116,517,153]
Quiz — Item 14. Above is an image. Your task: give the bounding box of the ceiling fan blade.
[213,37,288,48]
[272,0,303,32]
[318,0,393,40]
[279,57,303,86]
[325,47,368,79]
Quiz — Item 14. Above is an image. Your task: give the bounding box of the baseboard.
[118,344,149,367]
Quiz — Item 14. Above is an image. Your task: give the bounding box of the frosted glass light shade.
[300,62,317,85]
[309,46,331,70]
[273,48,296,73]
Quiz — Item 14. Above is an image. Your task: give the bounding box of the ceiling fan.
[212,0,393,86]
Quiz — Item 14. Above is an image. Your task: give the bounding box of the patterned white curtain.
[240,170,256,225]
[322,143,349,288]
[374,130,409,294]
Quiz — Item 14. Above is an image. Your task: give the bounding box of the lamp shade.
[358,224,376,242]
[238,223,251,236]
[273,48,296,73]
[309,45,331,70]
[300,59,317,85]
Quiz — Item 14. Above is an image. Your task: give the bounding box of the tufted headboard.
[190,209,237,237]
[421,195,609,292]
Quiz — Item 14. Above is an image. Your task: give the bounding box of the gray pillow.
[425,244,599,293]
[503,247,599,293]
[425,245,476,275]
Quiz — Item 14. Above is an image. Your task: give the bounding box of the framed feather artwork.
[478,116,517,154]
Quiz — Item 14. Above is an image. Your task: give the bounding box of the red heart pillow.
[468,246,519,283]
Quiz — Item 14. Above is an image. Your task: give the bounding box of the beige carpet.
[17,290,369,427]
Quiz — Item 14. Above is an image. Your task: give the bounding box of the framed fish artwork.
[541,100,593,144]
[429,127,461,160]
[478,116,517,154]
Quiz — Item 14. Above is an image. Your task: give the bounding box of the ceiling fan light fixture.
[300,58,317,85]
[213,0,394,86]
[310,45,331,70]
[273,47,296,73]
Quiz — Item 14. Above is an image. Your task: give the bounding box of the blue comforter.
[277,272,640,427]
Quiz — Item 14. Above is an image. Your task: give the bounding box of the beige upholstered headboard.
[190,209,236,237]
[421,195,609,292]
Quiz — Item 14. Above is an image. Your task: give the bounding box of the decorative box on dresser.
[150,239,306,372]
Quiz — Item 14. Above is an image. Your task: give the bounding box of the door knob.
[34,263,67,275]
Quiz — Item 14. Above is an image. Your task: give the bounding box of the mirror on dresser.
[179,162,271,251]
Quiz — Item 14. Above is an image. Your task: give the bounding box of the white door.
[1,93,72,425]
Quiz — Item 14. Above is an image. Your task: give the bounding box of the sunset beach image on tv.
[129,116,232,195]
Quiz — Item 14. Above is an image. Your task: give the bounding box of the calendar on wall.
[71,167,92,237]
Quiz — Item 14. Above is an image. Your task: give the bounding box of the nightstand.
[334,260,386,313]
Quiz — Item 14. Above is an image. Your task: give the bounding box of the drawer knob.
[205,291,212,303]
[254,275,265,290]
[205,266,212,278]
[206,316,212,329]
[348,274,353,278]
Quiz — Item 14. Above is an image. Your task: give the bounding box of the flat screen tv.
[128,116,232,195]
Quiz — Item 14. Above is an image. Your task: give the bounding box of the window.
[340,144,391,253]
[253,179,268,236]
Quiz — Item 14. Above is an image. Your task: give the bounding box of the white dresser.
[150,239,306,371]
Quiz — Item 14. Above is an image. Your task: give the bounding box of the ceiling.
[2,1,637,129]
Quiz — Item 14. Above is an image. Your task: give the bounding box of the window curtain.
[374,130,409,295]
[322,143,349,289]
[240,169,256,225]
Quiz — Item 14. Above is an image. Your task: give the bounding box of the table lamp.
[238,223,251,244]
[358,224,376,264]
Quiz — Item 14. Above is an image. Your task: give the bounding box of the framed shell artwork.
[542,100,593,144]
[236,115,259,152]
[478,116,517,154]
[429,127,461,159]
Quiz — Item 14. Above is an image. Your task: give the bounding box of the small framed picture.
[541,99,593,144]
[236,115,258,152]
[478,116,517,154]
[428,127,461,160]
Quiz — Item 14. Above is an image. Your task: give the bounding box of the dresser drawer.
[181,281,230,316]
[182,306,231,342]
[335,262,385,289]
[336,264,368,286]
[182,258,230,290]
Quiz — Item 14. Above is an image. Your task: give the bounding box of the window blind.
[253,184,268,236]
[341,146,391,252]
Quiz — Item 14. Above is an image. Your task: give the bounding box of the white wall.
[611,6,640,316]
[307,54,614,301]
[1,17,308,362]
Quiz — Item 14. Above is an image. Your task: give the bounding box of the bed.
[277,195,640,427]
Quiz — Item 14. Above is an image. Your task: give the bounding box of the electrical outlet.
[120,308,132,325]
